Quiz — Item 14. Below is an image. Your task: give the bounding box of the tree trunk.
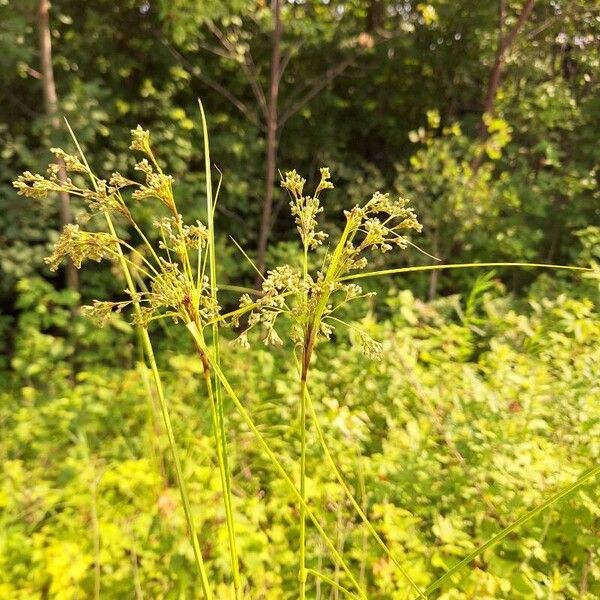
[428,228,440,301]
[367,0,386,32]
[38,0,78,294]
[472,0,535,174]
[478,0,536,137]
[255,0,282,284]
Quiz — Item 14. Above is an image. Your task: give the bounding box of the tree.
[157,1,379,279]
[38,0,78,293]
[480,0,536,134]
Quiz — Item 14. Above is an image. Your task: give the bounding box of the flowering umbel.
[45,224,119,271]
[234,168,422,360]
[13,126,218,331]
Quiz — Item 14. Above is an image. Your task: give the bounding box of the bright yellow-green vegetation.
[5,122,597,598]
[2,273,600,598]
[1,1,600,598]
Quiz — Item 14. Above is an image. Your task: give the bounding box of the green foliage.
[1,275,599,598]
[2,0,600,596]
[2,0,599,299]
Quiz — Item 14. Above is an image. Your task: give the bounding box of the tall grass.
[13,107,596,598]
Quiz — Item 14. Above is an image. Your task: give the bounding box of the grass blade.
[187,321,367,599]
[304,384,426,598]
[64,118,214,598]
[419,464,600,598]
[341,262,592,282]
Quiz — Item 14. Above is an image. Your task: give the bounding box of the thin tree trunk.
[367,0,386,32]
[428,228,440,301]
[255,0,282,284]
[477,0,536,139]
[545,196,565,262]
[38,0,78,293]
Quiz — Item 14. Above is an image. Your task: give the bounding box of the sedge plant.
[232,169,595,598]
[14,113,597,598]
[14,120,367,599]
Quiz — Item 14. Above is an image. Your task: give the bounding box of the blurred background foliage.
[1,0,599,597]
[1,0,598,299]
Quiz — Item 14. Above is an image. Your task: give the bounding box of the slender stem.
[126,258,213,600]
[418,464,600,599]
[115,224,213,598]
[65,120,213,598]
[202,361,239,590]
[198,99,241,595]
[90,470,101,600]
[356,451,367,589]
[299,241,310,599]
[306,569,360,599]
[299,371,308,598]
[105,247,154,280]
[186,322,367,600]
[115,231,162,277]
[293,215,428,597]
[303,382,426,598]
[128,211,163,268]
[341,261,592,282]
[192,324,241,596]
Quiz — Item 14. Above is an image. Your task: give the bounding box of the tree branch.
[155,32,262,128]
[206,20,269,120]
[279,54,357,126]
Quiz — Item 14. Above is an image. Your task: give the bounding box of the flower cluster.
[282,168,331,250]
[50,147,87,173]
[129,125,153,156]
[154,215,209,254]
[132,159,176,213]
[45,224,119,271]
[13,171,65,199]
[14,156,131,220]
[14,125,219,331]
[235,265,302,348]
[235,168,421,360]
[81,299,130,327]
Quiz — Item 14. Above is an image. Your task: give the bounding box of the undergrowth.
[8,106,598,599]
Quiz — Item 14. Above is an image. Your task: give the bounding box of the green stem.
[117,232,213,599]
[187,322,367,600]
[133,287,213,599]
[91,470,101,600]
[299,373,308,598]
[193,326,241,596]
[298,241,311,599]
[198,99,241,595]
[341,261,592,282]
[65,120,213,598]
[304,383,426,598]
[306,569,360,599]
[418,464,600,599]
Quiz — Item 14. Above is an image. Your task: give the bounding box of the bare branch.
[277,42,302,85]
[155,32,262,128]
[279,54,356,126]
[502,0,536,53]
[23,64,43,79]
[244,51,269,119]
[207,20,269,120]
[499,0,507,36]
[197,40,236,60]
[279,30,402,126]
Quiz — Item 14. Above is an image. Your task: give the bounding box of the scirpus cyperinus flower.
[234,167,422,361]
[14,127,218,331]
[229,166,422,599]
[13,127,425,600]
